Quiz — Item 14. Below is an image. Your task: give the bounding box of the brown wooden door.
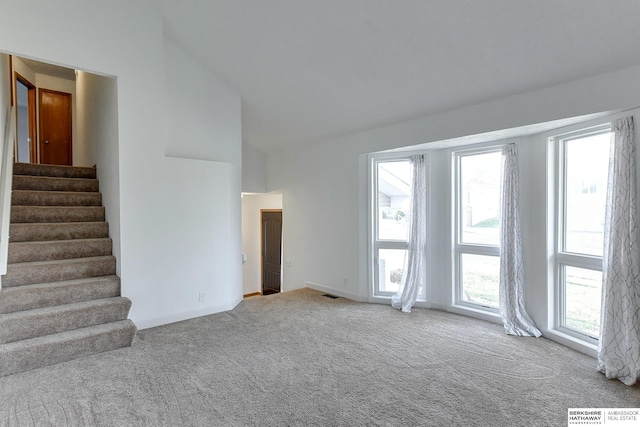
[39,89,72,165]
[262,210,282,295]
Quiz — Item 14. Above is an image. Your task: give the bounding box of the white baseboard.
[429,302,448,311]
[367,295,431,309]
[543,329,597,358]
[445,304,502,325]
[135,295,243,330]
[305,282,367,302]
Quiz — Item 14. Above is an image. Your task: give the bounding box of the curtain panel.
[597,116,640,386]
[391,155,426,313]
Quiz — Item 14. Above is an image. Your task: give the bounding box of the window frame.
[369,153,428,300]
[551,123,612,344]
[452,145,504,313]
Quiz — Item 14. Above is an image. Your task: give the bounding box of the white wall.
[76,71,121,272]
[242,141,267,193]
[12,57,35,85]
[241,193,283,295]
[153,36,242,327]
[268,63,640,347]
[153,157,242,325]
[164,38,241,166]
[0,0,243,329]
[270,143,363,299]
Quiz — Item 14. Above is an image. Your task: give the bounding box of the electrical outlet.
[199,293,205,302]
[343,279,349,287]
[285,259,292,267]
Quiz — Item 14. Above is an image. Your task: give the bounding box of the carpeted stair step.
[0,276,121,314]
[11,206,105,223]
[0,297,132,344]
[13,163,96,179]
[2,256,116,287]
[12,190,102,207]
[8,238,112,263]
[12,175,99,192]
[9,222,109,242]
[0,319,136,377]
[1,163,136,376]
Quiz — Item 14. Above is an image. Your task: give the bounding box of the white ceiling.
[156,1,640,153]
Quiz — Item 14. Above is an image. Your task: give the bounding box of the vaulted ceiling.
[155,1,640,153]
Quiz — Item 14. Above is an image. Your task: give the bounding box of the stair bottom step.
[0,297,132,344]
[0,320,136,377]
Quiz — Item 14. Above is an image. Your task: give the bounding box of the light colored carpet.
[0,288,637,426]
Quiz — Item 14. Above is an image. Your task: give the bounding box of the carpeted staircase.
[0,163,136,377]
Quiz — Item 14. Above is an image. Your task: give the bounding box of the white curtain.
[392,155,426,313]
[597,116,640,386]
[498,144,541,337]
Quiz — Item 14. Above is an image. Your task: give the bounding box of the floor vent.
[323,294,339,299]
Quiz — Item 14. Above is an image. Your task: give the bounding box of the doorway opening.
[241,193,283,297]
[10,55,76,166]
[261,209,282,295]
[14,73,36,163]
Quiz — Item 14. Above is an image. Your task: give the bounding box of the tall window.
[553,125,611,341]
[454,148,502,310]
[372,158,423,297]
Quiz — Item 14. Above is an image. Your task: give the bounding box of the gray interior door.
[262,211,282,295]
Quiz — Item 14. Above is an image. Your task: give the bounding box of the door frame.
[260,209,283,295]
[14,72,37,163]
